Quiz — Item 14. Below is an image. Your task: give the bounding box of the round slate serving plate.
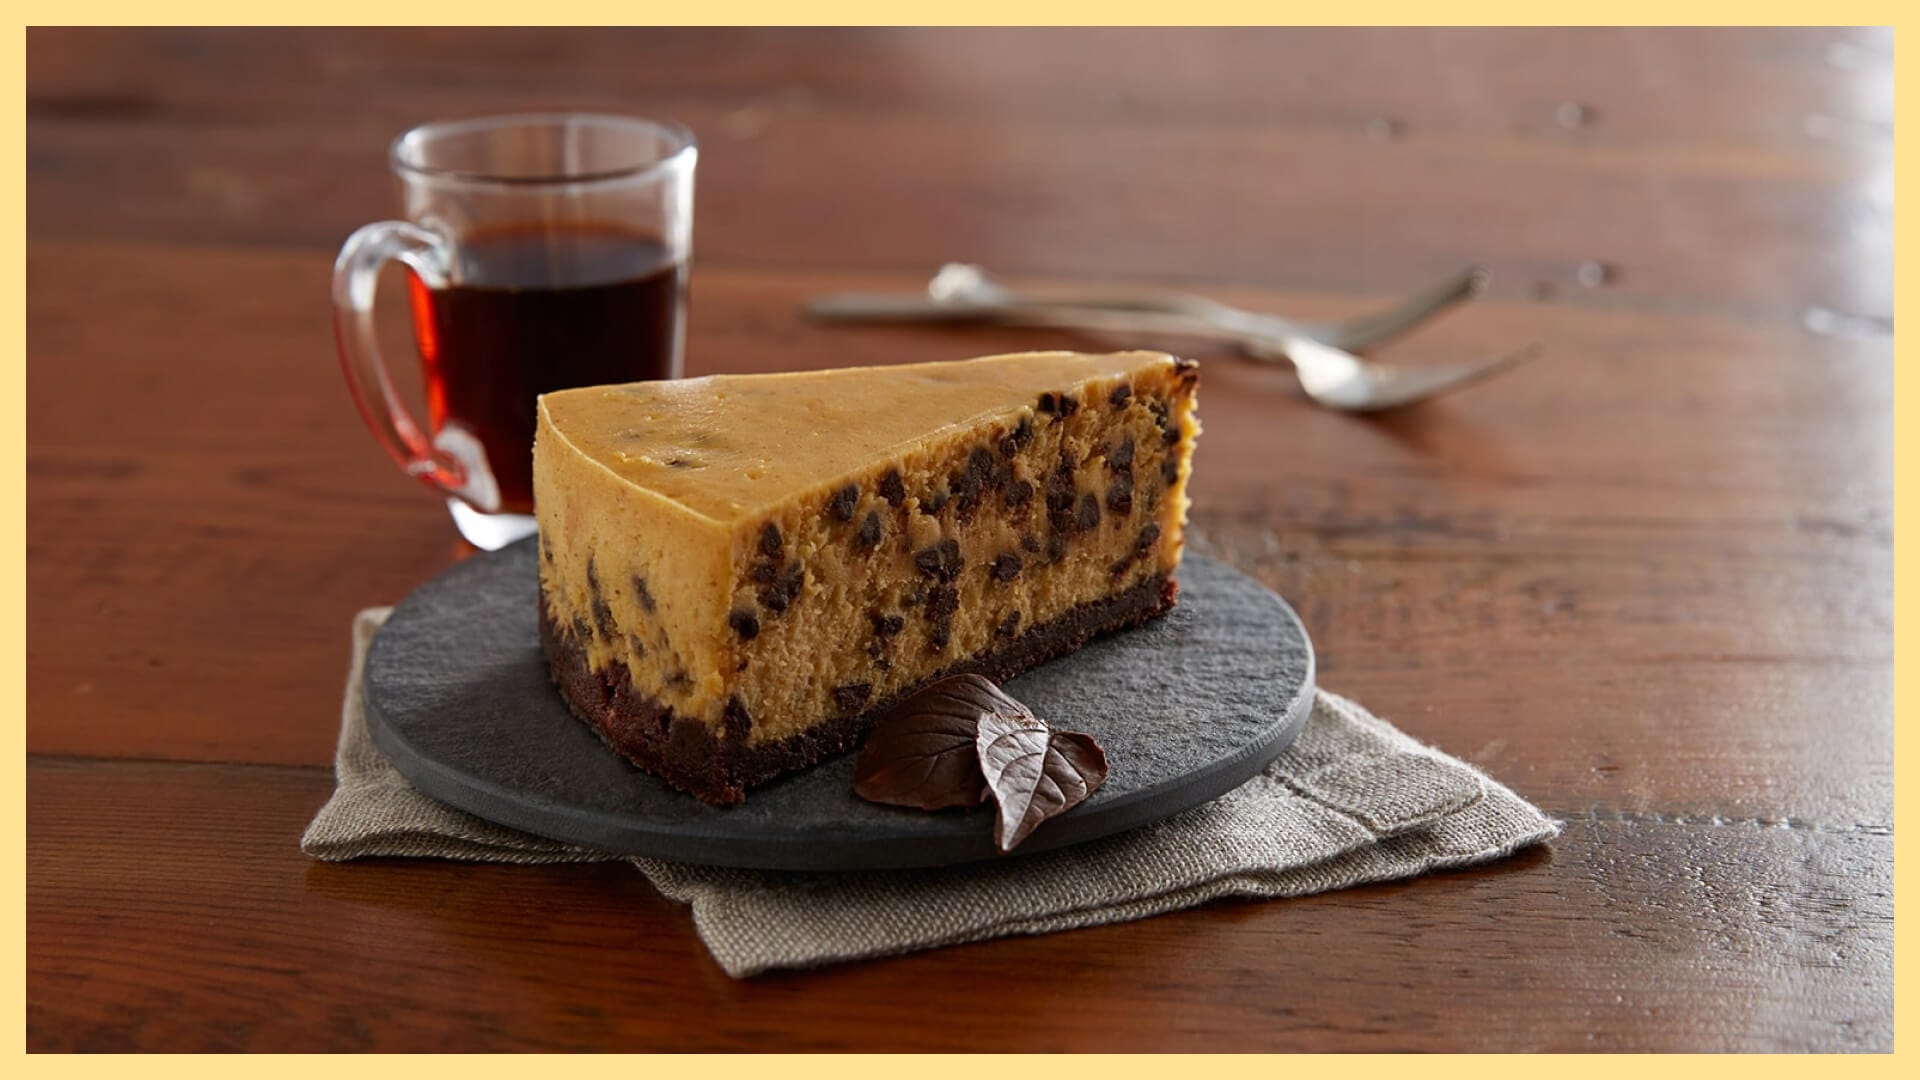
[365,538,1314,871]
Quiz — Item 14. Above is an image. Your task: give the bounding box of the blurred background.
[28,27,1893,762]
[29,28,1893,308]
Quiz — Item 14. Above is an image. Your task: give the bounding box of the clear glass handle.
[331,221,499,511]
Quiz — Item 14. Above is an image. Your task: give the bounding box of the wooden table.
[26,28,1893,1051]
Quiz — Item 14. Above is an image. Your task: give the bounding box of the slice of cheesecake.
[534,350,1199,805]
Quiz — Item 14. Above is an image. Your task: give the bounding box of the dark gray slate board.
[364,538,1314,871]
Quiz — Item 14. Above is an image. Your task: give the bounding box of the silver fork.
[806,264,1536,412]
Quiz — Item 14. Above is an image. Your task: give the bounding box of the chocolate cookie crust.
[541,574,1176,805]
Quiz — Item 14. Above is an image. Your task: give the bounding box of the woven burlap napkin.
[304,609,1557,977]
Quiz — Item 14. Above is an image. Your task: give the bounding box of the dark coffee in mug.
[333,113,696,549]
[407,224,686,513]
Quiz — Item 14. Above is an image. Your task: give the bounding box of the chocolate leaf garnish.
[852,674,1027,810]
[976,709,1110,852]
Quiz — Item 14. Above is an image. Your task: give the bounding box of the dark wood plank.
[24,758,1892,1051]
[26,25,1883,142]
[27,242,1891,830]
[26,28,1894,319]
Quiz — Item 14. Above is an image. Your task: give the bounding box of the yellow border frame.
[9,13,1906,1062]
[5,6,1914,24]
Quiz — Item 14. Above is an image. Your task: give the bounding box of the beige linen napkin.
[305,609,1557,977]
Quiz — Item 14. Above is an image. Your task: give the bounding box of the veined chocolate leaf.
[852,674,1027,810]
[976,707,1110,852]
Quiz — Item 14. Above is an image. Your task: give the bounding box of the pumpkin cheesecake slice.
[534,350,1200,805]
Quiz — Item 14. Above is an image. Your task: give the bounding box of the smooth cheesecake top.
[537,350,1178,523]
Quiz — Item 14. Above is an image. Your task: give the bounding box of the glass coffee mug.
[333,113,696,549]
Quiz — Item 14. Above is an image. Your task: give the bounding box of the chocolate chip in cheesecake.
[827,483,859,522]
[750,560,779,585]
[1045,533,1066,563]
[999,416,1035,458]
[1057,392,1080,418]
[631,574,656,613]
[1037,392,1058,414]
[586,559,617,638]
[1112,522,1163,573]
[1045,460,1078,533]
[1109,383,1133,408]
[970,445,1007,492]
[1106,480,1134,516]
[997,610,1023,637]
[1076,492,1102,531]
[760,563,805,613]
[991,552,1024,583]
[879,468,907,508]
[1020,533,1041,554]
[924,585,960,650]
[1107,435,1135,474]
[760,522,784,557]
[728,609,761,640]
[928,584,959,616]
[964,445,995,483]
[959,463,1006,521]
[923,487,950,514]
[1161,455,1181,487]
[914,538,964,582]
[855,509,883,551]
[865,617,897,663]
[832,683,874,715]
[953,455,998,521]
[1005,478,1034,510]
[948,468,980,519]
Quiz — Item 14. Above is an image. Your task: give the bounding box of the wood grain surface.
[25,27,1894,1051]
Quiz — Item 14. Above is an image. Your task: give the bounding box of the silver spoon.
[923,262,1486,353]
[806,266,1534,412]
